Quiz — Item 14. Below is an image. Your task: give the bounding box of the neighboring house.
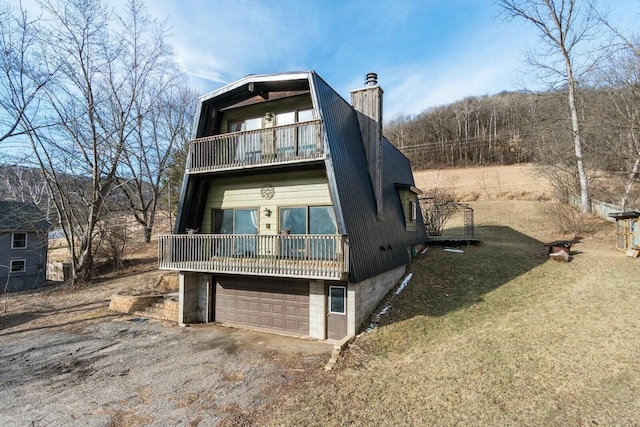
[0,201,49,292]
[159,71,427,340]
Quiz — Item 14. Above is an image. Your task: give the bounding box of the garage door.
[215,276,309,335]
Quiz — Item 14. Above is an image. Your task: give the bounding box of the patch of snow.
[377,303,391,317]
[365,272,413,333]
[444,248,464,253]
[395,272,413,295]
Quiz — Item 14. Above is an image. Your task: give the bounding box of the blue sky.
[154,0,534,118]
[136,0,638,120]
[9,0,639,123]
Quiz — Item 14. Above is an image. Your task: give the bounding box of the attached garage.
[214,276,309,335]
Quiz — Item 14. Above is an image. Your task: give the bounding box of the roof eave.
[198,71,314,104]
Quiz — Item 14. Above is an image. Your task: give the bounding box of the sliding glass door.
[279,206,337,259]
[213,208,258,256]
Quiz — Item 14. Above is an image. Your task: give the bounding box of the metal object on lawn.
[420,199,475,242]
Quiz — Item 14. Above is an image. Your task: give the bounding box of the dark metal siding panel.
[382,140,429,245]
[175,175,209,234]
[174,174,192,233]
[311,74,427,283]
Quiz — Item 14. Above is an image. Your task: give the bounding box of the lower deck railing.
[158,234,349,280]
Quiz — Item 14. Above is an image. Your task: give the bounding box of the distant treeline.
[385,88,632,177]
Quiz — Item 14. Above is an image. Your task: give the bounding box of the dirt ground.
[0,264,332,426]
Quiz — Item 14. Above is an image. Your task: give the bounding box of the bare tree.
[0,165,48,206]
[2,264,12,313]
[119,79,195,243]
[499,0,601,213]
[161,128,191,229]
[0,2,53,144]
[419,188,457,236]
[21,0,166,284]
[597,21,640,209]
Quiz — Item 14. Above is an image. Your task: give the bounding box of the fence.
[568,195,621,222]
[46,262,72,281]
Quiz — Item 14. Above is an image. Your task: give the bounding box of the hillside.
[250,200,636,426]
[386,86,639,209]
[413,163,553,202]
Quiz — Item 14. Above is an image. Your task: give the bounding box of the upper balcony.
[186,119,324,174]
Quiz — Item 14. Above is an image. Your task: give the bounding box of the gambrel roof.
[184,71,427,282]
[309,72,427,281]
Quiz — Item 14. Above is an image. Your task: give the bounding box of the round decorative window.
[261,184,275,199]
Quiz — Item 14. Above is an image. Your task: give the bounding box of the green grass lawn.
[251,201,640,426]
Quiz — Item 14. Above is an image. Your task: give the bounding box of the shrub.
[542,202,586,236]
[95,218,130,272]
[420,187,457,236]
[461,191,481,202]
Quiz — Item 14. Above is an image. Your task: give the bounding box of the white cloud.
[153,0,317,92]
[381,19,541,119]
[383,58,519,119]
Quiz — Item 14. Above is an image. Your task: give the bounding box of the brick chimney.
[351,73,384,220]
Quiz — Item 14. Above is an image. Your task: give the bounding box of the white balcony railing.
[158,234,349,280]
[186,120,324,173]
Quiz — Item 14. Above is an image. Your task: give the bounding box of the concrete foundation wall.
[179,272,211,324]
[178,266,406,340]
[179,272,198,324]
[196,276,212,323]
[309,280,326,339]
[352,265,406,333]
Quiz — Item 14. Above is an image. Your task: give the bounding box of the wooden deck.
[158,234,349,280]
[186,120,325,174]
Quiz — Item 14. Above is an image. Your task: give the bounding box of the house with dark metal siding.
[159,71,427,340]
[0,201,49,292]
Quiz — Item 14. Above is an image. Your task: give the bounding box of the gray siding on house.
[311,73,427,283]
[0,231,48,292]
[0,201,49,292]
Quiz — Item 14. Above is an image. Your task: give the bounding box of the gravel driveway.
[0,273,332,426]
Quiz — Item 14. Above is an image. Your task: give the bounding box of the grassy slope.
[257,201,640,426]
[413,164,553,201]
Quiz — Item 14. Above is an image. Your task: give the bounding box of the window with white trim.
[329,286,346,314]
[11,259,26,272]
[12,232,27,249]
